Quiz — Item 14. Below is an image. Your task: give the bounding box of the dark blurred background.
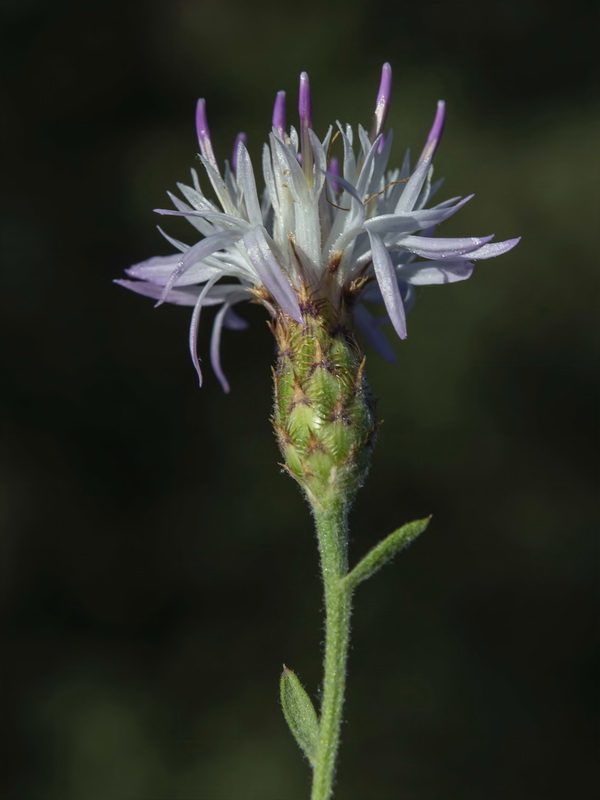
[1,0,598,798]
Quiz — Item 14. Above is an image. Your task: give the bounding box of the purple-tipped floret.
[298,72,313,131]
[272,91,286,138]
[421,100,446,160]
[369,62,392,142]
[299,72,314,180]
[195,98,217,168]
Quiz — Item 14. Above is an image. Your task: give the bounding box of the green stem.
[310,500,353,800]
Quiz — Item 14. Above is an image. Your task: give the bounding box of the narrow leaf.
[344,516,431,591]
[280,666,319,767]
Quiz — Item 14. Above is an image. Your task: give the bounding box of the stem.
[311,499,353,800]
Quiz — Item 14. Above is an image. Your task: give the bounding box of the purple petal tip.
[369,63,393,142]
[423,100,446,158]
[377,63,392,108]
[195,98,216,166]
[272,91,286,137]
[195,98,209,142]
[299,72,313,129]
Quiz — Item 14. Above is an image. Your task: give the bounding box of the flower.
[117,64,519,391]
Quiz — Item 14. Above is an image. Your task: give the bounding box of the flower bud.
[272,296,377,510]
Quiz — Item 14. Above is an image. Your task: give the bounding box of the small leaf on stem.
[280,666,320,767]
[343,516,431,591]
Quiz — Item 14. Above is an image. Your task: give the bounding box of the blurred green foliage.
[1,0,598,798]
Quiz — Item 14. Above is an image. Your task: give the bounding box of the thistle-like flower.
[118,68,520,795]
[117,64,519,393]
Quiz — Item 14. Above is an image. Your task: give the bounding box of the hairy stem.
[311,500,353,800]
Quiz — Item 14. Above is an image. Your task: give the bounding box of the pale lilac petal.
[399,234,494,260]
[126,253,180,278]
[324,171,365,219]
[395,101,445,214]
[365,195,473,237]
[359,281,384,303]
[243,227,303,322]
[167,191,215,236]
[196,154,237,216]
[189,274,221,385]
[354,302,397,362]
[369,62,392,142]
[223,307,249,330]
[176,182,217,214]
[462,237,521,260]
[115,279,199,307]
[195,99,217,170]
[355,134,382,199]
[299,72,314,179]
[430,194,461,210]
[365,131,393,196]
[400,148,411,179]
[418,223,438,240]
[324,156,339,195]
[394,158,430,215]
[235,143,263,226]
[299,72,313,130]
[272,91,286,137]
[419,100,446,161]
[231,132,247,174]
[210,302,236,392]
[157,229,244,306]
[154,207,250,234]
[308,128,329,192]
[126,254,220,287]
[338,123,357,184]
[116,277,250,308]
[270,133,306,202]
[368,231,407,339]
[361,279,416,315]
[202,284,252,304]
[398,259,474,285]
[157,226,189,253]
[261,141,279,217]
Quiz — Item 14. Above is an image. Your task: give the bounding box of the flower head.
[117,64,519,391]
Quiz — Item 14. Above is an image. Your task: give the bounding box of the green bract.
[272,299,376,510]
